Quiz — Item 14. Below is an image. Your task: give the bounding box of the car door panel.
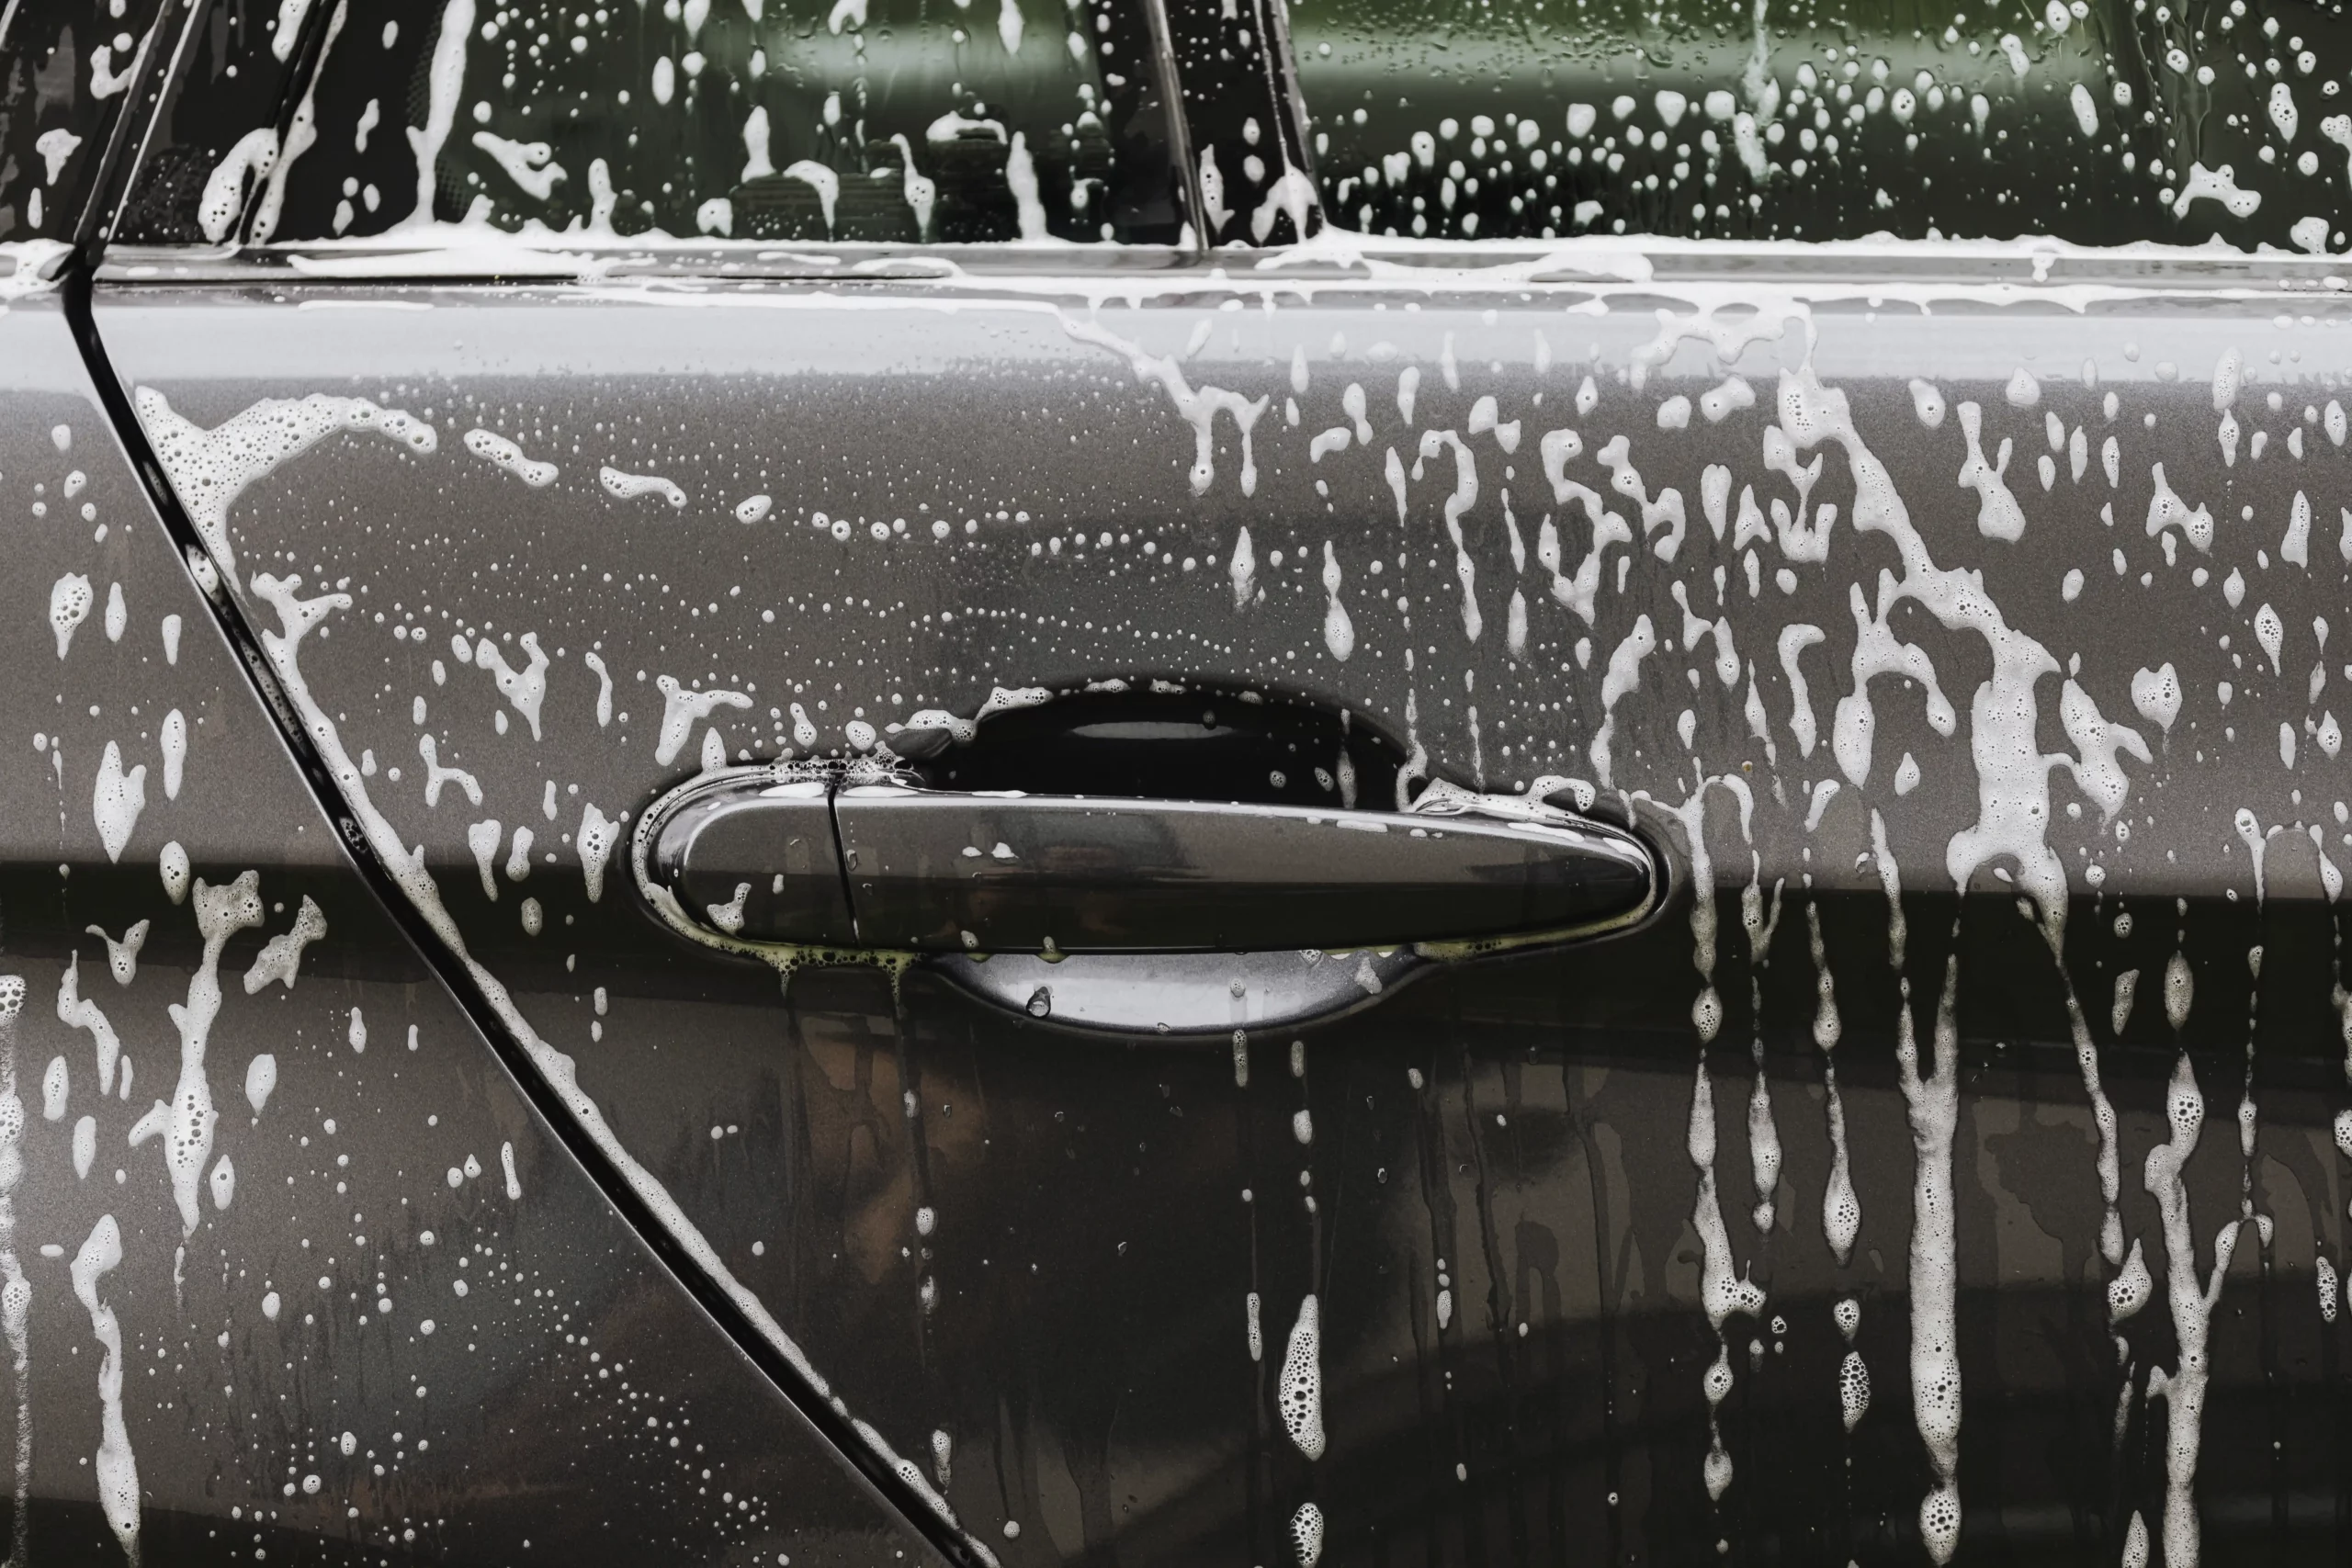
[0,286,933,1563]
[88,243,2352,1568]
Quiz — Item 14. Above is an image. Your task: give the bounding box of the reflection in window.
[1292,0,2352,250]
[254,0,1176,244]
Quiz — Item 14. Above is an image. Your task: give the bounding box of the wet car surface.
[2,0,2352,1562]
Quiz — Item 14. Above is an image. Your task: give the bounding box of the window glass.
[0,0,171,245]
[1291,0,2352,250]
[234,0,1180,245]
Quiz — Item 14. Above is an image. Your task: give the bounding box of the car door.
[75,0,2352,1567]
[85,0,1374,1565]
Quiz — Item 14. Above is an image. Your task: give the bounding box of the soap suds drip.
[1413,430,1483,642]
[130,872,264,1236]
[0,976,28,1564]
[1589,615,1657,786]
[249,0,348,243]
[1777,624,1826,757]
[598,466,688,508]
[405,0,474,224]
[473,631,550,739]
[71,1213,137,1562]
[1672,776,1763,1505]
[1277,1293,1325,1460]
[1832,581,1957,788]
[1778,363,2132,951]
[654,676,753,766]
[2235,943,2265,1232]
[1899,952,1964,1566]
[1809,903,1858,1266]
[239,573,1002,1568]
[1291,1501,1324,1568]
[2144,1047,2238,1568]
[416,735,481,808]
[1742,874,1784,1234]
[1836,1297,1870,1431]
[1667,776,1756,1047]
[242,894,326,992]
[462,427,557,487]
[56,955,123,1095]
[1319,543,1354,661]
[134,389,437,589]
[2042,882,2123,1272]
[1534,448,1633,625]
[92,741,148,863]
[1688,1059,1763,1502]
[583,650,614,727]
[577,803,619,901]
[1954,400,2027,542]
[1065,316,1267,498]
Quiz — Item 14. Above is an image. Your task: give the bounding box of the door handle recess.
[636,766,1658,958]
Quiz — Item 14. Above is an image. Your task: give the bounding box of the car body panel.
[0,286,928,1563]
[82,244,2352,1565]
[11,0,2352,1553]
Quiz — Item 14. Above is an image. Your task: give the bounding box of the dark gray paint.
[79,248,2352,1563]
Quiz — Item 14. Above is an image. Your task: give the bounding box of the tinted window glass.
[164,0,1182,245]
[0,0,170,245]
[1292,0,2352,249]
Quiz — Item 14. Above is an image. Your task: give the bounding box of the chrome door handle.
[637,766,1657,957]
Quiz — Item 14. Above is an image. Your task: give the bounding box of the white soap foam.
[1415,430,1485,640]
[1065,317,1268,498]
[2143,1050,2238,1568]
[0,978,26,1558]
[474,632,551,739]
[160,709,187,801]
[1776,624,1826,757]
[91,742,148,864]
[1898,956,1964,1563]
[130,873,263,1235]
[417,734,481,808]
[403,0,473,223]
[1320,543,1355,662]
[85,921,146,989]
[135,389,435,587]
[241,895,326,992]
[471,129,565,203]
[1589,615,1657,785]
[1291,1501,1324,1567]
[41,1056,66,1122]
[462,427,558,486]
[1955,401,2027,542]
[598,466,688,508]
[55,957,122,1097]
[69,1214,137,1560]
[49,574,91,659]
[1277,1293,1325,1459]
[244,1054,277,1115]
[654,677,752,766]
[583,650,614,727]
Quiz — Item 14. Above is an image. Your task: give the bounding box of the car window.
[1289,0,2352,250]
[0,0,170,246]
[141,0,1184,247]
